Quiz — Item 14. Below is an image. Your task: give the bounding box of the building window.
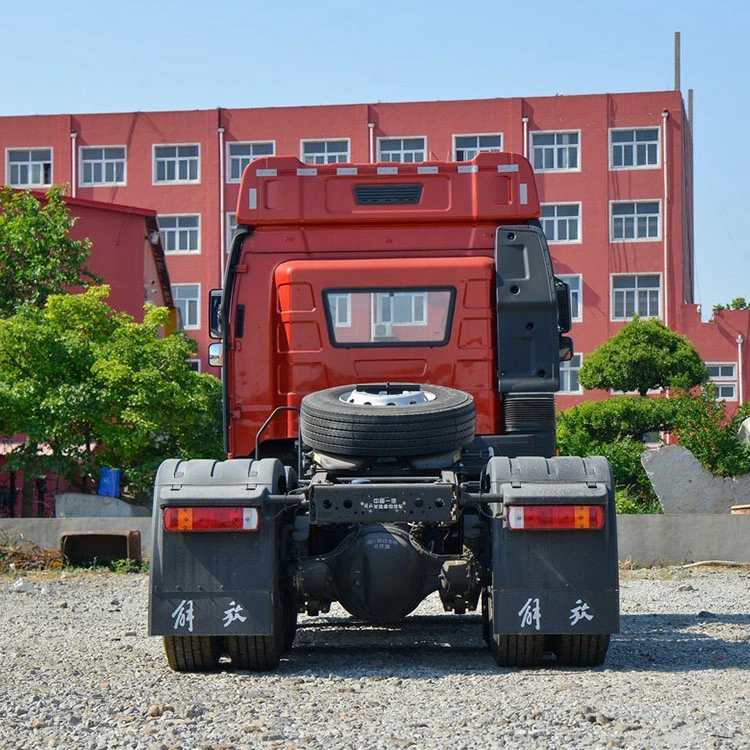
[302,139,350,164]
[172,283,200,329]
[226,212,237,254]
[377,137,426,163]
[327,293,351,327]
[530,131,579,171]
[80,146,126,186]
[7,148,52,187]
[610,128,659,169]
[560,353,582,393]
[159,215,200,254]
[612,274,661,320]
[706,363,737,401]
[453,134,503,161]
[154,145,200,183]
[227,142,274,182]
[558,274,582,322]
[377,291,427,325]
[540,204,581,243]
[611,201,660,241]
[188,359,201,373]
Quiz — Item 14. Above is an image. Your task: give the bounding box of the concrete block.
[55,492,151,519]
[641,446,750,513]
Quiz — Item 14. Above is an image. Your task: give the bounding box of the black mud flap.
[488,455,619,637]
[149,458,285,638]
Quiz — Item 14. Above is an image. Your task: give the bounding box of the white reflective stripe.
[520,183,528,205]
[248,188,257,210]
[508,507,525,529]
[337,167,358,175]
[377,166,398,175]
[497,164,520,173]
[458,164,478,173]
[256,168,277,177]
[297,168,317,176]
[417,166,438,174]
[242,507,259,530]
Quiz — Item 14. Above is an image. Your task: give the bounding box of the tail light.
[163,506,259,532]
[506,505,604,531]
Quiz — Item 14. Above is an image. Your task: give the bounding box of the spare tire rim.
[339,384,437,407]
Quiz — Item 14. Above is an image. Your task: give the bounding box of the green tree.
[579,317,706,396]
[713,297,748,313]
[0,186,99,317]
[0,287,223,499]
[557,397,675,510]
[670,389,750,477]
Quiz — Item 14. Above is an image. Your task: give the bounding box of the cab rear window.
[323,288,455,347]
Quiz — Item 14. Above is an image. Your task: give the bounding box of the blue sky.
[2,0,748,317]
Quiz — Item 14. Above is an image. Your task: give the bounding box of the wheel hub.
[339,383,436,407]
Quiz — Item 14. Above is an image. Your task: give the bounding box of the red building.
[2,92,747,410]
[53,194,173,320]
[0,193,173,517]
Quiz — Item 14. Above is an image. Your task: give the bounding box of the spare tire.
[300,383,475,457]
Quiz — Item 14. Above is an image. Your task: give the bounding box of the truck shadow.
[265,612,750,676]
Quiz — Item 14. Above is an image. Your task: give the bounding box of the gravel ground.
[1,566,749,750]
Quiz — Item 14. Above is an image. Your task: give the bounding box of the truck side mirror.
[208,342,223,367]
[554,277,572,334]
[209,289,222,339]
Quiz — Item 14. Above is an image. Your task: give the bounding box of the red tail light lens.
[163,506,259,532]
[506,505,604,531]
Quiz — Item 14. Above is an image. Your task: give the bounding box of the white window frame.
[159,214,201,254]
[609,127,660,170]
[227,141,275,183]
[6,147,53,187]
[610,273,662,321]
[540,203,582,244]
[172,283,201,330]
[610,200,661,242]
[376,292,427,326]
[153,144,201,185]
[327,293,352,327]
[559,353,583,394]
[301,138,351,165]
[558,274,583,323]
[226,212,237,254]
[376,136,427,163]
[706,362,738,402]
[188,359,201,373]
[452,133,503,161]
[79,145,127,187]
[530,130,581,172]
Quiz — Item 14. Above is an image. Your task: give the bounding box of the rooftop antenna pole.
[674,31,681,91]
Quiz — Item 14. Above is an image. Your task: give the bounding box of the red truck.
[149,152,619,671]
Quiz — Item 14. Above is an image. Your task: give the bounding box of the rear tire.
[553,634,610,667]
[282,590,298,654]
[481,588,491,649]
[485,586,544,667]
[226,633,282,671]
[163,636,221,672]
[492,633,545,667]
[226,590,287,671]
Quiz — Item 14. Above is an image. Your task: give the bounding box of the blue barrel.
[98,467,121,498]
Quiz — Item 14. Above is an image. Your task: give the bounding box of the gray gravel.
[1,566,749,750]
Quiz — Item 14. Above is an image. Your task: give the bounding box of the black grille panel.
[503,393,556,433]
[354,184,423,205]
